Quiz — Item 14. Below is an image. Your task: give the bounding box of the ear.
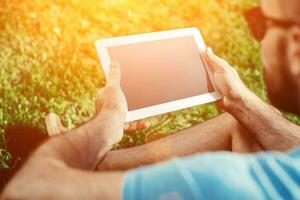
[287,26,300,79]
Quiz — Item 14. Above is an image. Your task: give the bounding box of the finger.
[100,61,127,115]
[95,88,105,113]
[45,113,67,137]
[204,47,229,73]
[55,115,68,133]
[215,98,234,112]
[125,121,137,131]
[107,61,121,86]
[124,121,150,132]
[139,121,150,129]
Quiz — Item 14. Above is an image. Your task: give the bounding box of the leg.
[97,113,263,171]
[230,122,263,153]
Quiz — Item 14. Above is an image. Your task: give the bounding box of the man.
[2,0,300,199]
[47,2,300,171]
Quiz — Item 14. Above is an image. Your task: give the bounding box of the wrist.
[225,89,282,123]
[86,113,125,146]
[220,89,253,112]
[224,89,267,117]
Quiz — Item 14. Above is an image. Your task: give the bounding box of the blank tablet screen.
[108,36,214,111]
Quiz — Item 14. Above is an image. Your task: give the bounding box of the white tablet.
[95,27,222,122]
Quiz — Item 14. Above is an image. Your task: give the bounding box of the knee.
[216,113,240,133]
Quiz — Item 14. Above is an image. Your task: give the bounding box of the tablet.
[95,28,222,122]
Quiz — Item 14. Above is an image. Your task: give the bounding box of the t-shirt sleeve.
[122,150,300,200]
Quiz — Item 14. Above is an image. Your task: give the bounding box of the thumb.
[204,47,230,73]
[45,113,68,136]
[95,88,105,113]
[100,61,128,115]
[107,61,121,86]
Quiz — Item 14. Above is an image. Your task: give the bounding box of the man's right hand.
[46,62,149,138]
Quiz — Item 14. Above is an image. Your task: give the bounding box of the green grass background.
[1,0,298,168]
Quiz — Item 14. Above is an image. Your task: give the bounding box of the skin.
[261,0,300,115]
[97,0,300,170]
[2,0,300,199]
[1,62,127,200]
[98,48,300,171]
[98,112,263,171]
[261,0,300,24]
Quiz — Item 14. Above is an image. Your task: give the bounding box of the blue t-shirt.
[123,148,300,200]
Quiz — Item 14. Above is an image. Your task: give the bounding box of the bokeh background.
[1,0,299,171]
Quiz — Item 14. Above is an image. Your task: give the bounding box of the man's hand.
[203,48,252,112]
[42,61,150,169]
[44,61,132,167]
[203,48,300,151]
[1,61,130,200]
[203,47,283,115]
[46,63,149,138]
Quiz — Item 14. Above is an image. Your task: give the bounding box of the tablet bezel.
[95,27,222,122]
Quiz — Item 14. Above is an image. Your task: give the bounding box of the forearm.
[227,91,300,151]
[2,114,125,200]
[97,113,234,171]
[2,158,124,200]
[34,114,124,169]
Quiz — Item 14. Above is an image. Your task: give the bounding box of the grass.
[1,0,297,168]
